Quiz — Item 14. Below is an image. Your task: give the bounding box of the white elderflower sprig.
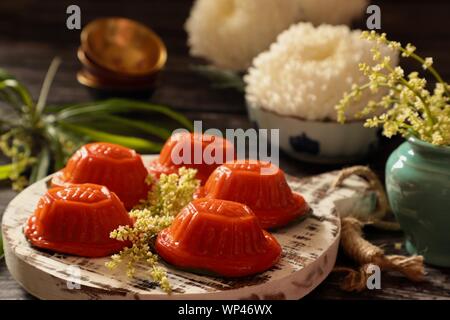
[106,168,200,293]
[422,57,433,70]
[337,31,450,146]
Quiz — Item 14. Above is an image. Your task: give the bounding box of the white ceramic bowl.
[248,106,379,164]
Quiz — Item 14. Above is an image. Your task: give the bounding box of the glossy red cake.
[51,142,149,210]
[196,160,309,229]
[147,132,235,184]
[24,184,132,257]
[155,198,281,277]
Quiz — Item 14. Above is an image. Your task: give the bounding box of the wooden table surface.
[0,0,449,300]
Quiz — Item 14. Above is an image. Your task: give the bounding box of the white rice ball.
[185,0,303,71]
[244,23,398,121]
[185,0,369,71]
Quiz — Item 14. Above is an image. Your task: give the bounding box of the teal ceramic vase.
[386,137,450,266]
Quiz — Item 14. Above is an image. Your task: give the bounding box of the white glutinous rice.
[244,23,398,121]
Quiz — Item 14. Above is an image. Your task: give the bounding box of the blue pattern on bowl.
[289,133,320,155]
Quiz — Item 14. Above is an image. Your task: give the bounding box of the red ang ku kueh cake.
[147,132,235,184]
[22,135,309,280]
[155,198,282,277]
[196,160,309,229]
[51,142,149,210]
[24,184,133,257]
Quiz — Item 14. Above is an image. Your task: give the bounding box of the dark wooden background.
[0,0,449,299]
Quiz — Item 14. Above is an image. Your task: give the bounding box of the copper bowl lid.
[81,17,167,77]
[77,47,158,84]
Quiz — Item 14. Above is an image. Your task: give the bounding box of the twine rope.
[331,166,425,292]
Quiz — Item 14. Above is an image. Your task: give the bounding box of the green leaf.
[45,125,67,171]
[191,64,245,92]
[57,113,172,140]
[0,68,15,81]
[0,163,13,180]
[115,99,193,131]
[36,58,61,115]
[55,99,193,131]
[29,147,50,183]
[99,114,172,140]
[0,79,34,109]
[0,89,22,111]
[0,69,33,112]
[59,122,163,152]
[44,101,98,114]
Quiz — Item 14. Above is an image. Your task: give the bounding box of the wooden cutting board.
[1,155,372,300]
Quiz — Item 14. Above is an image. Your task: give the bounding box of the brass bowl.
[81,17,167,77]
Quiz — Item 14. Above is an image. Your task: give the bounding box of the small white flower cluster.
[337,31,450,146]
[245,23,398,121]
[185,0,368,71]
[106,168,200,293]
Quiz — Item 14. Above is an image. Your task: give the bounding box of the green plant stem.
[0,90,22,112]
[398,47,449,95]
[351,82,398,101]
[44,125,66,171]
[0,163,13,180]
[399,123,419,136]
[29,146,50,183]
[59,121,163,152]
[36,57,61,115]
